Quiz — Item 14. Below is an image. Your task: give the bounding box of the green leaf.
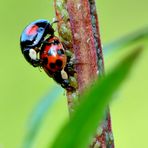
[51,47,142,148]
[104,27,148,54]
[23,86,63,148]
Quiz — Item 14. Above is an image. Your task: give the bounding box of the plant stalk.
[54,0,114,147]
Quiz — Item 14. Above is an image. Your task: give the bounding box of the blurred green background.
[0,0,147,148]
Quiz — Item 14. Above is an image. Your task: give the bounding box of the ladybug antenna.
[41,40,53,45]
[51,16,68,26]
[51,18,59,26]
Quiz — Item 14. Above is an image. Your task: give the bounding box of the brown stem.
[67,0,98,93]
[54,0,114,147]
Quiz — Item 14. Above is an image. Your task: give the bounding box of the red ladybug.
[40,36,67,75]
[20,19,54,67]
[40,36,72,89]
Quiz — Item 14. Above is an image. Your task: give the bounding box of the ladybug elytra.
[20,19,54,67]
[40,36,67,73]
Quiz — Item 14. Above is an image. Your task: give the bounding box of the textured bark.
[54,0,114,147]
[67,0,98,93]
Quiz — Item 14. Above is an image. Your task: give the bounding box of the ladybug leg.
[51,18,59,26]
[61,79,70,89]
[32,59,41,67]
[65,62,75,75]
[51,16,70,26]
[61,79,75,91]
[50,18,60,33]
[52,70,71,90]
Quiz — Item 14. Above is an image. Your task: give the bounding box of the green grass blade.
[104,26,148,54]
[51,48,142,148]
[23,86,63,148]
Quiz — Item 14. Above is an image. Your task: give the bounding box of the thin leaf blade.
[104,27,148,54]
[51,47,142,148]
[23,87,62,148]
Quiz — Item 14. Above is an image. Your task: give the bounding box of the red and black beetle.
[20,19,54,67]
[20,19,73,89]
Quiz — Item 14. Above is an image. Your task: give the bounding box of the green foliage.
[104,27,148,54]
[0,0,147,147]
[23,27,148,147]
[51,48,142,148]
[24,87,62,148]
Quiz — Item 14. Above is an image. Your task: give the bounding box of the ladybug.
[20,19,73,89]
[20,19,54,67]
[40,36,71,88]
[40,36,67,73]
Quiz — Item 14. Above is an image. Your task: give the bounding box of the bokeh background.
[0,0,148,148]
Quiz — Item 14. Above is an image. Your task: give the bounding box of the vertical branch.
[67,0,98,93]
[54,0,114,147]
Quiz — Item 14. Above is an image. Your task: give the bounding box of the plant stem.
[54,0,114,147]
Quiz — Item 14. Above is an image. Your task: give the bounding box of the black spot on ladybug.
[57,49,64,55]
[50,63,56,69]
[42,57,48,65]
[56,59,63,67]
[54,40,60,45]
